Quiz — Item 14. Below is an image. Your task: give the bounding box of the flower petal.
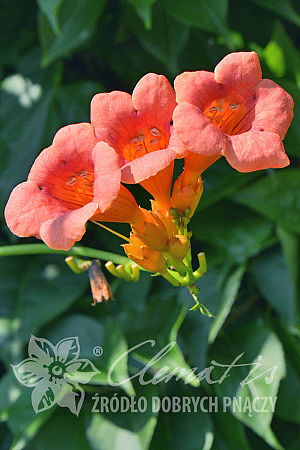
[168,128,188,156]
[4,181,67,240]
[28,123,97,186]
[55,337,80,364]
[91,91,137,150]
[252,79,294,139]
[174,70,220,110]
[224,130,290,172]
[173,102,229,156]
[40,202,98,250]
[214,51,262,91]
[132,73,176,128]
[92,142,121,212]
[121,148,177,183]
[11,358,48,387]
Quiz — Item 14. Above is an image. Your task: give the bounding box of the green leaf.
[0,422,12,449]
[211,323,286,450]
[265,22,300,85]
[120,296,200,387]
[251,248,296,325]
[28,408,91,449]
[0,89,53,205]
[271,316,300,378]
[277,226,299,287]
[193,202,273,263]
[251,0,300,28]
[0,374,55,450]
[179,268,223,369]
[130,4,189,75]
[277,226,300,303]
[86,385,158,450]
[0,0,36,72]
[208,264,246,344]
[212,410,251,450]
[43,314,134,395]
[57,81,104,125]
[0,255,88,364]
[0,373,22,422]
[42,0,107,66]
[197,159,260,211]
[160,0,229,36]
[151,393,215,449]
[233,332,286,450]
[232,169,300,234]
[264,40,285,78]
[276,363,300,424]
[127,0,158,29]
[37,0,63,35]
[115,271,152,312]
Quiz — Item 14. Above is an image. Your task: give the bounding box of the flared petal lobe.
[132,73,177,128]
[40,202,99,250]
[28,123,98,210]
[120,148,177,183]
[92,142,121,213]
[223,130,290,172]
[5,181,67,240]
[214,51,262,91]
[91,74,182,205]
[252,79,294,139]
[4,181,98,250]
[174,71,219,110]
[91,91,137,150]
[173,51,293,173]
[173,102,229,156]
[5,122,139,250]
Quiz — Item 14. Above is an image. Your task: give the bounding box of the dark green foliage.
[0,0,299,448]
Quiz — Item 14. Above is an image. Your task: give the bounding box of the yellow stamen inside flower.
[204,98,251,135]
[52,170,94,208]
[122,127,169,162]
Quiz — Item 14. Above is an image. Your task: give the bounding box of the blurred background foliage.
[0,0,299,448]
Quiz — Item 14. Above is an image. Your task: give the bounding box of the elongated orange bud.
[168,235,190,260]
[171,175,203,215]
[133,210,169,252]
[123,235,167,273]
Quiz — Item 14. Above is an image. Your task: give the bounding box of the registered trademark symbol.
[93,346,103,357]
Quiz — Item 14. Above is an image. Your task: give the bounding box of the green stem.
[163,252,188,275]
[162,271,180,287]
[0,244,133,267]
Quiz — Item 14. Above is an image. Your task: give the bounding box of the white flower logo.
[11,335,100,416]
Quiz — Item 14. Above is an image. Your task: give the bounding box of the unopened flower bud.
[171,175,203,216]
[123,234,167,274]
[133,210,169,251]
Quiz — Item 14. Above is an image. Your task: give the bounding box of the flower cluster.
[5,52,293,310]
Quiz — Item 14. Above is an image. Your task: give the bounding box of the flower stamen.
[92,221,131,242]
[122,127,168,162]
